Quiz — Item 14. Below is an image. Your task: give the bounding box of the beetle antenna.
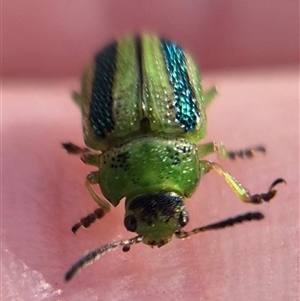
[175,211,264,239]
[65,235,143,281]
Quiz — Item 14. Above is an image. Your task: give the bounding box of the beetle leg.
[220,145,265,160]
[72,91,82,107]
[199,160,285,204]
[62,142,89,155]
[203,86,217,108]
[86,172,111,212]
[198,142,265,160]
[71,208,106,233]
[71,172,111,233]
[62,142,100,166]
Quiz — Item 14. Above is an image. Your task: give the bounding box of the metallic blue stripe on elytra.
[160,40,200,132]
[89,42,117,138]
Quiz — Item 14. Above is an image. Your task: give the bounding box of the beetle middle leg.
[198,142,265,160]
[62,142,101,166]
[199,160,285,204]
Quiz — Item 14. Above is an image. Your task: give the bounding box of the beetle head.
[124,192,189,247]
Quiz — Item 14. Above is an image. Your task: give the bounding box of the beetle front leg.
[85,172,111,212]
[199,160,285,204]
[71,172,111,233]
[198,142,265,160]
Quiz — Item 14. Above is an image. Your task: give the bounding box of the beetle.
[63,34,285,281]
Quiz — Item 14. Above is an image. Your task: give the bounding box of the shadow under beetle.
[63,34,285,281]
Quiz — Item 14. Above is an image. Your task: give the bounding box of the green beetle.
[63,34,284,281]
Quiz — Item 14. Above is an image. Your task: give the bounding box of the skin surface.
[2,68,298,300]
[3,1,298,77]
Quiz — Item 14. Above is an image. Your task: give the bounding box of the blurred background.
[3,0,298,78]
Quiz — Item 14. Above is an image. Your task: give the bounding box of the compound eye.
[124,215,137,232]
[179,212,189,228]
